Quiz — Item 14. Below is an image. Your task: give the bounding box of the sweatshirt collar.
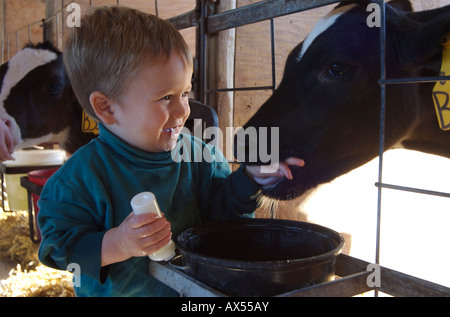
[97,123,176,165]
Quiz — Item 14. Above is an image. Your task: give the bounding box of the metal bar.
[270,18,276,92]
[375,182,450,198]
[1,170,6,212]
[337,254,450,297]
[167,10,198,30]
[24,179,40,244]
[207,0,340,34]
[5,18,43,37]
[375,0,387,279]
[336,254,367,276]
[42,0,76,25]
[148,260,225,297]
[20,176,45,196]
[379,75,450,85]
[198,0,208,104]
[380,264,450,297]
[278,271,372,297]
[56,10,60,49]
[208,85,274,93]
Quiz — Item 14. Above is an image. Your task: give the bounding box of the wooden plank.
[234,90,272,128]
[207,0,236,161]
[232,0,271,128]
[0,0,4,62]
[3,0,45,58]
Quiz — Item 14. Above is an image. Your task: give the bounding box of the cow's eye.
[328,62,352,79]
[47,82,62,95]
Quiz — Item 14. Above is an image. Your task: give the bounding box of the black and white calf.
[239,0,450,200]
[0,42,95,156]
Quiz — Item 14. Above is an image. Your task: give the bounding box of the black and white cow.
[0,41,95,157]
[239,0,450,200]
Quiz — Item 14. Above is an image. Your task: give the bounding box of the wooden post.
[0,0,4,63]
[207,0,236,162]
[43,0,54,43]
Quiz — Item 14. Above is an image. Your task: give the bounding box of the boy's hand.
[101,212,172,266]
[244,157,305,188]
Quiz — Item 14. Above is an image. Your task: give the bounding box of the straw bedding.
[0,209,74,297]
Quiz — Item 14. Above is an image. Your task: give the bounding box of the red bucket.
[27,168,59,241]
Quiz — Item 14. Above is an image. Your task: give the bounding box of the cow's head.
[237,0,450,200]
[0,42,77,150]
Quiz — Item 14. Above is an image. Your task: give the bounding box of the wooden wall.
[1,0,46,62]
[56,0,196,55]
[0,0,196,62]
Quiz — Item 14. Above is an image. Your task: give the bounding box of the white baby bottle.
[130,192,176,261]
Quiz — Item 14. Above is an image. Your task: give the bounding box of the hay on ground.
[0,209,75,297]
[0,264,74,297]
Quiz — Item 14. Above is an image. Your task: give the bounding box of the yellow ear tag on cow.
[432,33,450,131]
[82,110,99,135]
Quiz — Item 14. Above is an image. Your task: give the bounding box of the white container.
[3,149,65,211]
[4,149,66,167]
[130,192,175,261]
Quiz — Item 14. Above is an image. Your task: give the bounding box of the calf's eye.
[328,62,352,79]
[47,82,62,95]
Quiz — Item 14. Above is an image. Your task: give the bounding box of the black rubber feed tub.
[175,218,344,296]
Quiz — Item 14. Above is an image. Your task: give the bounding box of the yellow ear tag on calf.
[82,110,99,135]
[432,33,450,131]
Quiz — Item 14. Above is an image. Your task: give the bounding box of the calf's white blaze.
[297,4,356,62]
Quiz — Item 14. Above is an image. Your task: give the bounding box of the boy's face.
[108,53,192,153]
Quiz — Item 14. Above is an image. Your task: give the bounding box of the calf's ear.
[396,6,450,74]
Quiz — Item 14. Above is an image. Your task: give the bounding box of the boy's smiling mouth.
[162,124,183,139]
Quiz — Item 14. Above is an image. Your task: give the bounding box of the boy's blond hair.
[63,6,193,121]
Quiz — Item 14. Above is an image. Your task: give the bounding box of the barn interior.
[0,0,449,297]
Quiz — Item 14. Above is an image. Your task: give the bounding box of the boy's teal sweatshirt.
[37,124,259,297]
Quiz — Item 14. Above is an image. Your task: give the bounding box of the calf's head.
[0,42,77,150]
[238,0,450,200]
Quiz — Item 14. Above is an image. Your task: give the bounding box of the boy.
[38,6,304,296]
